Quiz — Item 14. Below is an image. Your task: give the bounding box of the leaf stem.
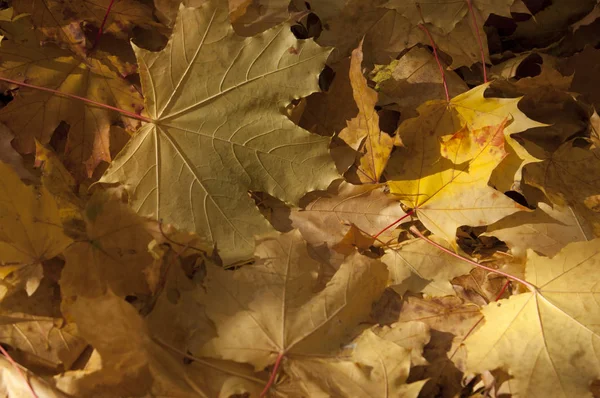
[409,226,537,292]
[373,209,414,239]
[0,345,38,398]
[415,4,449,102]
[92,0,116,50]
[0,77,152,123]
[466,0,488,83]
[261,352,284,397]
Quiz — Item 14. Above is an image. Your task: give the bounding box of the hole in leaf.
[504,190,533,208]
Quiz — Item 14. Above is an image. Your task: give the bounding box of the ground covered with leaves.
[0,0,599,396]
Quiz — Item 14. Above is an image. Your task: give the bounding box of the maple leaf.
[339,42,393,183]
[200,229,388,370]
[464,239,600,397]
[0,280,87,371]
[524,139,600,236]
[0,14,143,180]
[395,295,483,398]
[284,326,428,397]
[61,190,172,303]
[370,46,468,121]
[62,289,266,397]
[0,162,71,298]
[312,0,490,68]
[383,0,514,35]
[100,1,338,264]
[485,202,595,257]
[13,0,158,50]
[291,181,407,247]
[382,236,475,296]
[388,117,528,245]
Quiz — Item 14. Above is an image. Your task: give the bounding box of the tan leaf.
[200,229,388,370]
[291,181,407,247]
[465,239,600,397]
[371,47,468,121]
[382,236,475,295]
[485,203,595,257]
[285,326,428,397]
[99,2,337,265]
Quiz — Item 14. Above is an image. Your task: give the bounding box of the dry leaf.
[100,2,337,265]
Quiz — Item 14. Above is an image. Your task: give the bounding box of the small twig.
[0,345,38,398]
[466,0,488,83]
[92,0,116,50]
[409,226,537,292]
[0,77,152,123]
[260,352,284,397]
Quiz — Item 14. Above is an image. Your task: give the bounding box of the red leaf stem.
[0,76,151,123]
[373,209,415,239]
[415,4,450,102]
[0,344,39,398]
[466,0,488,83]
[409,226,537,292]
[92,0,116,50]
[260,352,284,397]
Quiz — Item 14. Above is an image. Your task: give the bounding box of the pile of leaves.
[0,0,600,396]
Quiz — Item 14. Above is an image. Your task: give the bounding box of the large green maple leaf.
[100,1,337,264]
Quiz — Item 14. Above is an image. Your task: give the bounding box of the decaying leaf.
[100,1,337,265]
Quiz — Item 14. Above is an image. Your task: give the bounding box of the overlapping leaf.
[339,42,393,183]
[100,1,337,264]
[0,14,143,180]
[465,239,600,397]
[0,162,71,297]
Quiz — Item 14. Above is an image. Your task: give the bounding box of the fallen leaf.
[524,139,600,236]
[0,162,71,298]
[339,42,393,183]
[0,15,143,180]
[63,290,265,397]
[383,0,513,35]
[388,118,529,245]
[200,229,388,370]
[291,181,407,247]
[382,236,475,295]
[465,238,600,397]
[229,0,290,36]
[285,326,428,397]
[485,202,595,257]
[0,123,34,181]
[13,0,159,50]
[61,190,166,302]
[371,46,468,121]
[99,2,337,265]
[397,295,482,398]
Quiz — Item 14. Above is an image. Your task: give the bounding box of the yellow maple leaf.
[389,119,529,245]
[464,238,600,397]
